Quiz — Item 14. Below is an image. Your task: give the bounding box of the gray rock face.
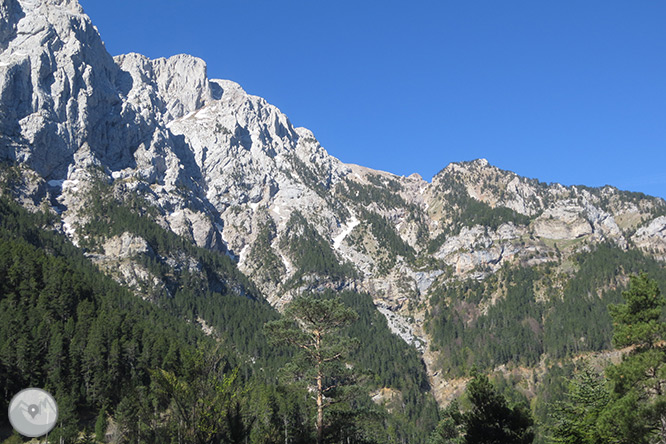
[103,232,153,259]
[167,207,223,250]
[166,78,348,212]
[434,159,547,216]
[0,0,23,53]
[633,216,666,259]
[3,0,666,389]
[0,0,129,177]
[0,0,226,256]
[114,52,212,123]
[0,0,209,196]
[433,224,521,275]
[0,0,357,269]
[534,204,593,240]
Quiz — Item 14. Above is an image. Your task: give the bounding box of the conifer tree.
[265,295,358,444]
[602,273,666,443]
[549,366,611,444]
[427,372,534,444]
[427,400,464,444]
[95,406,107,442]
[463,372,534,444]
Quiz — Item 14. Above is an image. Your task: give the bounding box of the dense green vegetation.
[266,295,359,444]
[547,273,666,444]
[270,290,440,444]
[338,291,440,443]
[549,366,611,444]
[280,211,357,284]
[358,208,416,266]
[3,160,666,443]
[248,214,286,284]
[452,195,532,233]
[427,244,666,377]
[0,191,440,443]
[76,177,280,364]
[531,363,576,443]
[196,267,438,440]
[428,372,535,444]
[338,179,411,211]
[429,272,666,444]
[544,243,666,359]
[427,266,544,375]
[0,196,221,441]
[428,184,532,253]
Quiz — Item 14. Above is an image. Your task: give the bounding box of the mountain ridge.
[2,0,666,420]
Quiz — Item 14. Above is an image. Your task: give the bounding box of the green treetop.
[610,272,666,351]
[428,372,534,444]
[265,295,358,444]
[602,273,666,443]
[464,372,534,444]
[549,366,611,444]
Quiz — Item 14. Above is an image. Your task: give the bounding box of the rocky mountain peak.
[0,0,135,178]
[0,0,22,52]
[115,52,212,122]
[3,0,666,415]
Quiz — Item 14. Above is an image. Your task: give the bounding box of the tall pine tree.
[265,295,358,444]
[601,273,666,443]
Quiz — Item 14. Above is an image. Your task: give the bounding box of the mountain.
[1,0,666,442]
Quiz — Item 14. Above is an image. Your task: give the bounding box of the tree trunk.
[317,370,323,444]
[284,414,289,444]
[316,330,323,444]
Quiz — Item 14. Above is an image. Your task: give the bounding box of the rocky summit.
[2,0,666,410]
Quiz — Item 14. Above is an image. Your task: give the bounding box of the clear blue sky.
[80,1,666,199]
